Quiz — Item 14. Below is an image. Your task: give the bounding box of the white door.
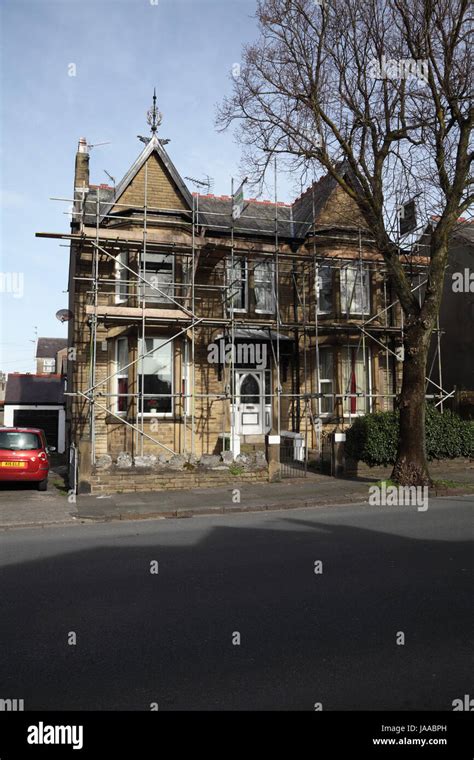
[237,372,263,435]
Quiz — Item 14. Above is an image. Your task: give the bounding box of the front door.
[236,371,263,435]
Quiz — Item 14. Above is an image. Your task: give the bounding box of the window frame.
[254,259,275,314]
[316,264,333,315]
[115,337,129,416]
[340,264,371,316]
[142,252,175,305]
[318,347,334,416]
[115,251,129,305]
[42,358,56,373]
[137,336,174,418]
[341,345,372,417]
[226,256,248,313]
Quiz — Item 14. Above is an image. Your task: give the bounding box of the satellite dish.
[56,309,74,323]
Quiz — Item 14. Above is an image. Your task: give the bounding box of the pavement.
[0,462,472,529]
[0,478,76,530]
[0,497,472,710]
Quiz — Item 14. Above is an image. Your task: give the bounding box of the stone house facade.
[55,121,429,491]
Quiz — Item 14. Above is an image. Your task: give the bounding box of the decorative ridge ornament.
[147,88,162,135]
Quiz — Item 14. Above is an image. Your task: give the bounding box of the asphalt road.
[0,497,472,711]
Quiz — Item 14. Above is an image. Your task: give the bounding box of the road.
[0,497,472,710]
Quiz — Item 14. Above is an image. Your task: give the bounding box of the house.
[420,219,474,417]
[37,99,433,492]
[36,337,68,374]
[3,373,66,452]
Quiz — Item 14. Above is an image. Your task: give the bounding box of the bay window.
[138,337,173,415]
[318,348,334,414]
[254,260,275,313]
[143,252,174,304]
[342,346,372,415]
[115,251,128,304]
[316,265,332,314]
[115,338,129,414]
[226,257,247,312]
[341,265,370,315]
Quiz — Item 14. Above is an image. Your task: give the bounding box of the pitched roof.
[81,149,360,239]
[195,196,294,237]
[5,374,65,405]
[99,135,193,222]
[36,338,68,359]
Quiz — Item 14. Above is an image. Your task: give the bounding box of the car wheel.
[37,479,48,492]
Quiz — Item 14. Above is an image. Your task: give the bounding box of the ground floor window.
[116,337,129,414]
[138,337,173,415]
[342,346,372,415]
[379,351,396,411]
[318,348,334,414]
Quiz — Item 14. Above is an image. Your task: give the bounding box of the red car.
[0,428,54,491]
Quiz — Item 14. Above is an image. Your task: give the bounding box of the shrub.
[345,407,474,467]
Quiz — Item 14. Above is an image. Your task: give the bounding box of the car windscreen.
[0,432,42,451]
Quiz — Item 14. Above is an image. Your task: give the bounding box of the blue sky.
[0,0,297,374]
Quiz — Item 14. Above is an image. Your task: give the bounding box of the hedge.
[345,407,474,467]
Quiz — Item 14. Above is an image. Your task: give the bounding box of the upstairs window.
[226,257,248,312]
[115,251,129,304]
[316,265,332,314]
[143,253,174,305]
[341,265,370,315]
[42,358,56,373]
[254,260,275,313]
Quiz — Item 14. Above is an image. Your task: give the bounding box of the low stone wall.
[89,468,268,495]
[86,450,269,494]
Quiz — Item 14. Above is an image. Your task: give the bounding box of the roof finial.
[147,88,162,135]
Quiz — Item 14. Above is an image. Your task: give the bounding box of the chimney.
[74,137,89,191]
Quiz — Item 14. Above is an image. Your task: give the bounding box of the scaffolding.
[38,160,450,477]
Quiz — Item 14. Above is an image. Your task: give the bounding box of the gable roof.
[99,135,193,222]
[36,338,68,359]
[82,149,364,239]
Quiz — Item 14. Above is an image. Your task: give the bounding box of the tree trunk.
[391,323,432,486]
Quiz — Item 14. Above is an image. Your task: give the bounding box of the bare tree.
[217,0,473,485]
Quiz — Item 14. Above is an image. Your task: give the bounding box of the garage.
[13,409,59,449]
[3,374,66,453]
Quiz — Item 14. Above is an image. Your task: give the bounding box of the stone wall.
[86,450,268,494]
[89,468,268,495]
